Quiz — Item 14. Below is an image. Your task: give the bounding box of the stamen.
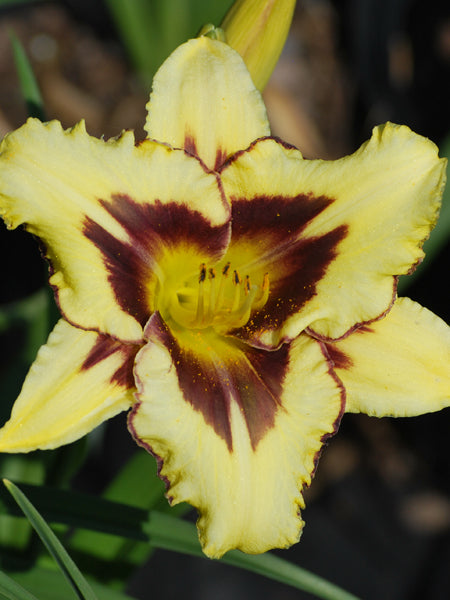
[245,275,251,295]
[231,270,242,312]
[195,263,206,323]
[199,263,207,283]
[169,263,270,331]
[253,272,270,310]
[207,268,216,321]
[214,262,230,312]
[232,285,258,328]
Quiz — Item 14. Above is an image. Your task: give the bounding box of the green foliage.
[9,566,139,600]
[9,31,46,121]
[3,480,98,600]
[0,569,40,600]
[66,450,180,584]
[1,481,360,600]
[9,567,139,600]
[104,0,233,87]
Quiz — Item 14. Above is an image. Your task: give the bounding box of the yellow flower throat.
[168,262,269,331]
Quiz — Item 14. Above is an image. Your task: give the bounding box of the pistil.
[214,262,230,312]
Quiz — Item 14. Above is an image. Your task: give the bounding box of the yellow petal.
[0,118,228,342]
[221,0,296,90]
[0,319,137,452]
[217,188,347,348]
[325,298,450,417]
[129,314,343,558]
[145,37,270,171]
[220,124,446,343]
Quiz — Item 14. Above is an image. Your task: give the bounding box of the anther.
[245,275,251,295]
[231,270,242,312]
[171,262,270,331]
[199,263,207,283]
[207,268,216,321]
[195,263,206,323]
[253,272,270,310]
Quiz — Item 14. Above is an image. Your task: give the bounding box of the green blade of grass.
[68,450,188,568]
[3,480,98,600]
[0,569,39,600]
[0,482,147,540]
[0,455,45,551]
[1,481,359,600]
[157,0,192,52]
[67,451,168,582]
[9,31,46,121]
[104,0,161,87]
[104,0,233,86]
[145,512,361,600]
[223,552,361,600]
[7,566,139,600]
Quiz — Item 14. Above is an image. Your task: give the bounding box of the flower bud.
[220,0,296,91]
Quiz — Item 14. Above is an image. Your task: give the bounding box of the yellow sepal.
[145,38,269,170]
[330,298,450,417]
[0,320,136,453]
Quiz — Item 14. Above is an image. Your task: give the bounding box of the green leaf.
[3,480,98,600]
[67,451,165,583]
[97,450,166,509]
[104,0,161,87]
[9,31,46,121]
[222,552,360,600]
[6,566,139,600]
[0,569,39,600]
[144,512,361,600]
[0,455,45,551]
[0,484,146,544]
[43,439,88,491]
[104,0,232,86]
[67,450,188,580]
[0,287,66,552]
[0,482,359,600]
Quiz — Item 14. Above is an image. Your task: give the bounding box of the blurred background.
[0,1,449,599]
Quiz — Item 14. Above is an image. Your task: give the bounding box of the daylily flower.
[0,37,449,559]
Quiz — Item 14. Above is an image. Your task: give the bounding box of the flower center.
[167,262,269,331]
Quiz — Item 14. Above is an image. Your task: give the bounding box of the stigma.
[169,262,269,331]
